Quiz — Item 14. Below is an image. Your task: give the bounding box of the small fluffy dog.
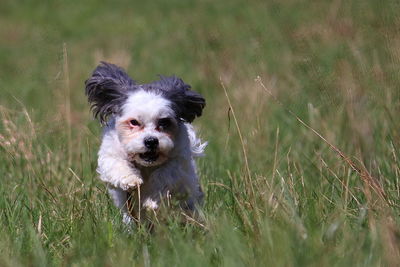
[85,62,206,224]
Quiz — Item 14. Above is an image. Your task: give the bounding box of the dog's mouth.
[139,151,159,162]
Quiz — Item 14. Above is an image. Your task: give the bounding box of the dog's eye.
[158,118,172,130]
[130,119,140,127]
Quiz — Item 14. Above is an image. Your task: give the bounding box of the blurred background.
[1,0,400,265]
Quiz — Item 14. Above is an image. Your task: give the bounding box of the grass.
[1,0,400,266]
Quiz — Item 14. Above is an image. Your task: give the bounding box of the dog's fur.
[85,62,206,224]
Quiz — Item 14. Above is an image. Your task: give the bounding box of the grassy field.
[1,0,400,266]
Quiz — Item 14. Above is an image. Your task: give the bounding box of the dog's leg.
[107,185,134,224]
[181,185,204,211]
[177,157,204,211]
[97,130,143,190]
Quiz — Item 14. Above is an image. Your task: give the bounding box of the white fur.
[97,90,206,223]
[121,90,175,122]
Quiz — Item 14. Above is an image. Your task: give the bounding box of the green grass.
[1,0,400,266]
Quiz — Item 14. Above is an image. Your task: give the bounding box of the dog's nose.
[144,137,159,150]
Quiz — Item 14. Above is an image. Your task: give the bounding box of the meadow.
[1,0,400,266]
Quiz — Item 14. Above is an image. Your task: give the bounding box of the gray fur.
[85,62,136,124]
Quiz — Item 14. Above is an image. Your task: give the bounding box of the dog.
[85,62,206,224]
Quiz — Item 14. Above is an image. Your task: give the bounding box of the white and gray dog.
[85,62,206,224]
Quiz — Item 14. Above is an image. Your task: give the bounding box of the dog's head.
[85,62,205,167]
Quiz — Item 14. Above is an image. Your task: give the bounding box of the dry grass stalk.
[221,79,261,234]
[63,43,72,166]
[0,105,35,165]
[256,76,387,205]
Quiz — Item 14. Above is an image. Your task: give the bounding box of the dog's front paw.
[119,175,143,190]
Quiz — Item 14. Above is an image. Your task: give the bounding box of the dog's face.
[116,90,178,167]
[85,62,205,167]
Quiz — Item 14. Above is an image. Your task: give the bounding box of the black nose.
[144,137,159,150]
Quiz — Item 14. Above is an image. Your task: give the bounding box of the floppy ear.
[85,62,135,124]
[174,89,206,123]
[158,76,206,123]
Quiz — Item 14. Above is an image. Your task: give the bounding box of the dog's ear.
[156,76,205,123]
[175,89,206,123]
[85,62,135,124]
